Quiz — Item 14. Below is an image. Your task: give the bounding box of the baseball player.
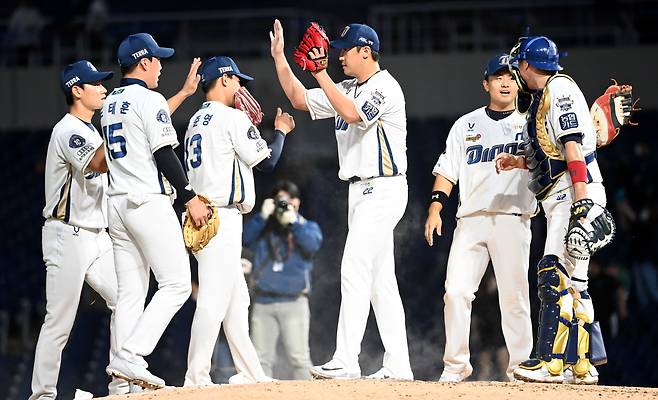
[183,56,295,386]
[496,35,610,384]
[270,19,413,380]
[424,54,536,382]
[31,60,121,400]
[101,33,209,389]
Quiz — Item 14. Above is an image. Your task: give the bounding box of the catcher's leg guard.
[519,255,573,376]
[564,291,607,378]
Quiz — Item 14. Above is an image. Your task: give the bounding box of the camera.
[275,198,289,216]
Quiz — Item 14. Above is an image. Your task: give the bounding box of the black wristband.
[430,191,449,206]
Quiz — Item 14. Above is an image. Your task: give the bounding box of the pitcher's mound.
[102,379,658,400]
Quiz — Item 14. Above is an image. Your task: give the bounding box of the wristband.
[567,160,587,184]
[430,191,449,206]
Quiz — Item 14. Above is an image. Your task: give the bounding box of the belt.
[348,174,403,184]
[254,288,308,299]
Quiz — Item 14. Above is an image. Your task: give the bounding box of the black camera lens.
[275,199,289,215]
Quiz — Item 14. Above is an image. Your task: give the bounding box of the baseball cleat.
[513,362,564,384]
[106,354,165,389]
[439,365,473,383]
[563,366,599,385]
[228,372,275,384]
[364,367,413,381]
[310,360,360,380]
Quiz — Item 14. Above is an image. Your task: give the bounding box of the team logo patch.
[465,134,481,142]
[247,126,260,140]
[69,134,86,148]
[341,26,350,37]
[467,122,475,131]
[156,109,171,124]
[559,112,579,130]
[557,95,574,111]
[361,101,379,121]
[370,89,386,106]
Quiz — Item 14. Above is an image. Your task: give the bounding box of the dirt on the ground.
[100,379,658,400]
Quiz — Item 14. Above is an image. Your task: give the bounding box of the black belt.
[348,174,402,184]
[254,288,307,299]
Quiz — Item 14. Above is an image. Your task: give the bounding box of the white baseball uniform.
[433,107,536,381]
[100,81,191,367]
[530,75,606,291]
[183,101,271,386]
[32,113,120,399]
[305,70,413,379]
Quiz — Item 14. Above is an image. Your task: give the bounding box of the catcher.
[181,55,295,386]
[495,34,634,384]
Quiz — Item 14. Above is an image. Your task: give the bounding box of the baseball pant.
[108,194,191,362]
[332,175,413,379]
[442,212,533,381]
[185,207,267,386]
[542,182,607,292]
[251,297,312,380]
[31,219,119,400]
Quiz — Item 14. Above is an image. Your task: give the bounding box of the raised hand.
[270,19,285,58]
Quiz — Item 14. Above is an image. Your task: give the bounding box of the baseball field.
[100,380,658,400]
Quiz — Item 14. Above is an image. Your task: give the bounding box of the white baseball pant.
[108,194,191,363]
[30,219,120,400]
[541,182,607,327]
[185,207,267,386]
[332,175,413,379]
[442,212,533,381]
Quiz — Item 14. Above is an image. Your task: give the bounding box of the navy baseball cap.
[117,33,175,68]
[484,53,511,78]
[200,56,253,88]
[330,23,380,52]
[60,60,113,94]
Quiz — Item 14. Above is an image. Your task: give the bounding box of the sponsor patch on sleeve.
[559,112,579,130]
[361,101,379,121]
[68,134,86,148]
[156,109,171,124]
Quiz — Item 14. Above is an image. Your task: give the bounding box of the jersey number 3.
[102,123,127,160]
[184,134,202,171]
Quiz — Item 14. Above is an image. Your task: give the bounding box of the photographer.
[243,180,323,380]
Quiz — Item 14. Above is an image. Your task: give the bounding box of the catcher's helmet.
[509,36,562,71]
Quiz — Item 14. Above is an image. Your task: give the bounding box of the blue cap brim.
[330,39,355,49]
[235,72,254,81]
[88,70,114,82]
[153,47,175,59]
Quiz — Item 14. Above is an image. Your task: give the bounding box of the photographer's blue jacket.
[243,213,323,304]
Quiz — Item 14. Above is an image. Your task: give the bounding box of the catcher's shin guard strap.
[536,255,572,375]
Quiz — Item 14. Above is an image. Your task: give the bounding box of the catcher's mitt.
[590,80,637,147]
[234,86,264,126]
[183,195,219,253]
[565,199,615,260]
[293,22,329,72]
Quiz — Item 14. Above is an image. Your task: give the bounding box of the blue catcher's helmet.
[509,36,563,71]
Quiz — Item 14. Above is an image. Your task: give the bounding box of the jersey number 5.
[102,123,127,160]
[184,134,202,171]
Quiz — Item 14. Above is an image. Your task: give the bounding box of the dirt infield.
[102,380,658,400]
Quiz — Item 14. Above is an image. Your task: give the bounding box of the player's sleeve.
[305,87,337,120]
[549,78,587,142]
[58,128,104,175]
[143,92,179,153]
[231,112,271,168]
[432,122,462,184]
[353,80,395,129]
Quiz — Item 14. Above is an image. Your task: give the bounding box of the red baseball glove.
[293,22,329,72]
[590,80,638,147]
[234,86,264,126]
